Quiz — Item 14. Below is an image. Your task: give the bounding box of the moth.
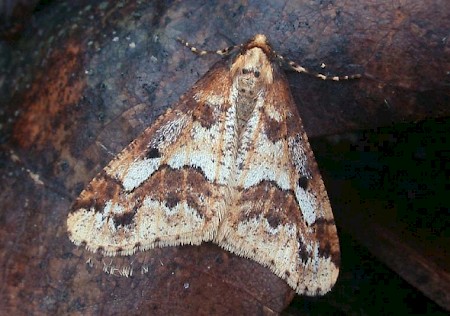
[67,34,358,295]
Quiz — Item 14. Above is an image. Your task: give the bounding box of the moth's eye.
[254,71,260,78]
[242,68,249,74]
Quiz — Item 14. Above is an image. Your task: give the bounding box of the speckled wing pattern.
[215,58,339,296]
[67,34,340,296]
[67,63,235,256]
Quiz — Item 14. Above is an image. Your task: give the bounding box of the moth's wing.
[216,67,340,295]
[67,61,237,256]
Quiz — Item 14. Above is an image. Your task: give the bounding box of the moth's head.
[230,34,274,86]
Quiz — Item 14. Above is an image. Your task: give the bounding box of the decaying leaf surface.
[0,0,448,314]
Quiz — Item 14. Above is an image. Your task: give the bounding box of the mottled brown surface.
[0,0,449,314]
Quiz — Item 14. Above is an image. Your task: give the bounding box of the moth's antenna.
[274,51,361,81]
[177,37,241,56]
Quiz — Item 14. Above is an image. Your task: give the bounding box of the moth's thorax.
[231,46,274,134]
